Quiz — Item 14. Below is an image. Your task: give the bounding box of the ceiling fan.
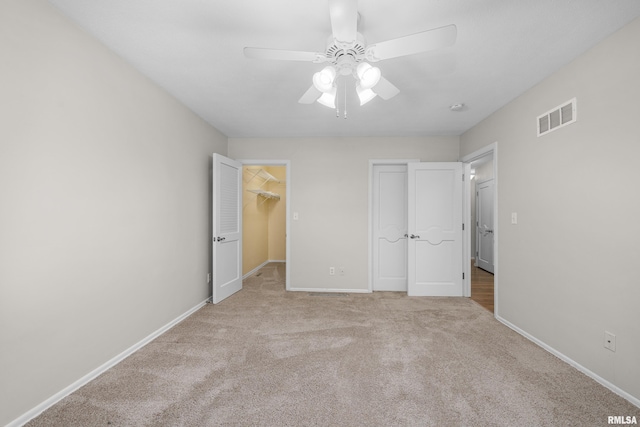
[244,0,457,109]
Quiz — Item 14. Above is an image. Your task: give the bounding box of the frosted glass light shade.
[356,62,381,90]
[356,85,377,105]
[313,66,337,92]
[317,87,337,108]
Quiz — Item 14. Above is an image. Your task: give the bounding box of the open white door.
[476,179,495,273]
[212,154,242,304]
[408,162,463,296]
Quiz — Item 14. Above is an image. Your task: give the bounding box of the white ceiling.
[48,0,640,138]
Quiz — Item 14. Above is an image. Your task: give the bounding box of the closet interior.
[242,166,286,276]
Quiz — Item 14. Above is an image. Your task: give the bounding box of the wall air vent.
[537,98,577,137]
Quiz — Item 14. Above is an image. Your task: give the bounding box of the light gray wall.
[460,17,640,402]
[229,137,459,292]
[0,1,227,424]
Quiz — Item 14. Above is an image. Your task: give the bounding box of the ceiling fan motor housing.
[325,33,366,76]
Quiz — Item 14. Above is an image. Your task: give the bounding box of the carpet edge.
[496,314,640,409]
[7,299,209,427]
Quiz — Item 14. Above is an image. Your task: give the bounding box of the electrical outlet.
[604,331,616,352]
[207,273,211,283]
[329,267,335,275]
[339,267,345,276]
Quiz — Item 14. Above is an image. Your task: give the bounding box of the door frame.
[368,159,419,292]
[238,159,291,291]
[460,143,499,316]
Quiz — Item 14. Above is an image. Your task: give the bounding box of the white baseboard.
[243,260,269,279]
[289,287,371,294]
[496,314,640,409]
[242,260,285,280]
[8,299,209,427]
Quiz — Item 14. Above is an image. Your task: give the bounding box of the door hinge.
[462,272,465,280]
[462,223,465,231]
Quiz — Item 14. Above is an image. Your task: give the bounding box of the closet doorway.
[241,161,290,290]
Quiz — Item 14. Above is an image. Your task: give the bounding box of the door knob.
[216,236,226,242]
[410,234,420,239]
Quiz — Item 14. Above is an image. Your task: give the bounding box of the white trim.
[460,142,498,317]
[238,159,291,291]
[7,299,208,427]
[368,159,420,293]
[496,315,640,409]
[463,163,471,297]
[289,287,371,294]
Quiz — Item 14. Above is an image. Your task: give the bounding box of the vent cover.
[537,98,577,136]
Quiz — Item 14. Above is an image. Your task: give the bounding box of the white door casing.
[476,179,494,273]
[212,154,243,304]
[408,162,463,296]
[372,164,408,291]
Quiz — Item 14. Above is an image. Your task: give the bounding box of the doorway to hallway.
[461,143,498,316]
[471,261,494,312]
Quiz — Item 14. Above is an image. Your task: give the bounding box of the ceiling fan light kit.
[356,62,381,89]
[313,66,337,92]
[356,84,377,106]
[317,88,338,109]
[244,0,457,114]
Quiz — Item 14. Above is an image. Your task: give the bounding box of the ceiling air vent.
[537,98,577,137]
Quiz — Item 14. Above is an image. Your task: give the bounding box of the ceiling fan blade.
[298,85,322,104]
[244,47,323,62]
[328,0,358,43]
[374,76,400,100]
[366,24,457,62]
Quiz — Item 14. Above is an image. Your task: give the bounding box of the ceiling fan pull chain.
[344,79,347,119]
[335,80,340,118]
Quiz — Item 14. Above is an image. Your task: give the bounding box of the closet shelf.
[247,189,281,200]
[246,168,281,184]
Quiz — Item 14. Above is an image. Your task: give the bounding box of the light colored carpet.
[27,263,637,426]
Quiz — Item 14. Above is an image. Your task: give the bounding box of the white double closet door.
[372,162,463,296]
